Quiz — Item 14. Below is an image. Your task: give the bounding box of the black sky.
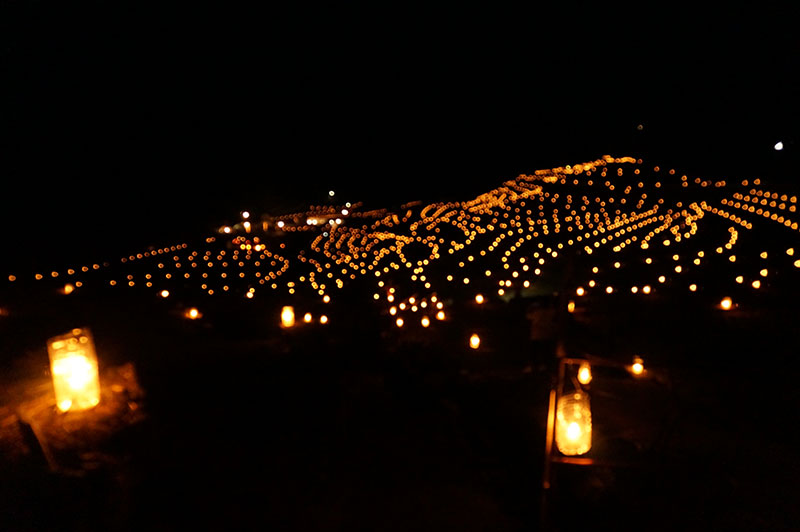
[1,2,798,269]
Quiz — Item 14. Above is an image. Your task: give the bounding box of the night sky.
[1,3,798,269]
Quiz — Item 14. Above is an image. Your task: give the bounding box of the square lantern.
[47,327,101,412]
[555,391,592,456]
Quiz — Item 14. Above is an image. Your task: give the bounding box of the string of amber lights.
[7,156,800,338]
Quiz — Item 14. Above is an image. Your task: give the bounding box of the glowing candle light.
[421,316,430,328]
[555,392,592,456]
[577,362,592,385]
[630,356,645,376]
[47,328,101,412]
[304,312,313,323]
[319,315,328,324]
[475,294,485,304]
[469,333,481,350]
[720,297,733,311]
[281,306,295,328]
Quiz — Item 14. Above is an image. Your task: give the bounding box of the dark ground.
[2,277,800,532]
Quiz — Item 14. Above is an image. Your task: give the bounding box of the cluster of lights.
[7,156,800,333]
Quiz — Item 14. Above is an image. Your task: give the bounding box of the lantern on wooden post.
[47,328,101,413]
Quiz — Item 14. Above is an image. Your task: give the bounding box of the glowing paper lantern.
[555,391,592,456]
[281,306,295,328]
[47,328,101,412]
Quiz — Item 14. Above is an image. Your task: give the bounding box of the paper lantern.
[281,306,295,328]
[555,391,592,456]
[47,328,101,413]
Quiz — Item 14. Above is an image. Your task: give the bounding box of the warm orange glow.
[62,283,75,295]
[396,317,404,327]
[303,312,313,323]
[720,297,733,311]
[631,356,645,376]
[47,328,101,412]
[475,294,485,304]
[421,316,430,328]
[436,310,446,320]
[555,392,591,456]
[469,333,481,349]
[567,300,576,313]
[576,287,585,296]
[577,362,592,385]
[319,315,328,324]
[186,308,201,320]
[160,290,170,298]
[281,306,295,328]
